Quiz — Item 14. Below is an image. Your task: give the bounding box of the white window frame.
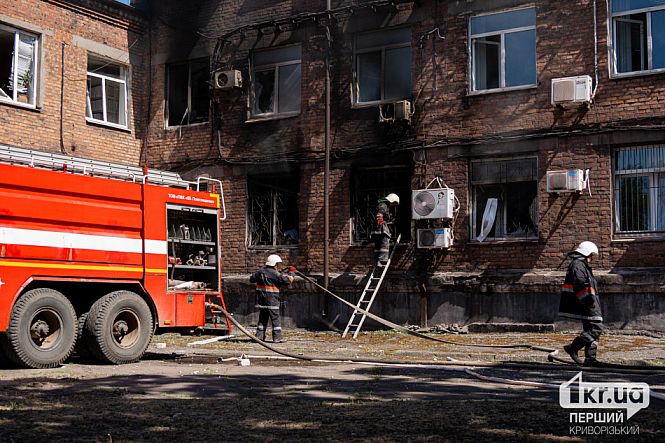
[468,7,537,94]
[250,45,301,119]
[86,56,128,129]
[353,28,412,106]
[0,24,39,108]
[613,146,665,235]
[610,2,665,77]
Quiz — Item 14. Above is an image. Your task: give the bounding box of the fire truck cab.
[0,145,230,368]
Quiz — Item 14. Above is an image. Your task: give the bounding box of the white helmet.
[385,193,400,204]
[574,241,599,257]
[265,254,282,267]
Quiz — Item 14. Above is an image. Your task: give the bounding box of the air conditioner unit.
[417,228,452,249]
[411,188,455,219]
[546,169,587,193]
[213,70,242,90]
[551,75,592,106]
[379,100,412,123]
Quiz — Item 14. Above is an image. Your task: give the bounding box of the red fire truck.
[0,145,230,368]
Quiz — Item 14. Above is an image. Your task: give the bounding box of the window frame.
[85,55,129,130]
[613,146,665,236]
[165,58,210,128]
[353,27,412,106]
[249,44,301,120]
[246,175,300,249]
[0,24,39,108]
[610,2,665,77]
[469,156,539,242]
[468,7,537,95]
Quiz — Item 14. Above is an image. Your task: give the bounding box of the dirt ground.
[1,329,664,442]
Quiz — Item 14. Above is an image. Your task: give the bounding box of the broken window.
[166,58,210,126]
[351,166,411,243]
[0,25,38,106]
[470,8,536,91]
[614,145,665,233]
[471,158,538,241]
[355,27,411,104]
[612,1,665,74]
[251,45,301,117]
[248,174,300,247]
[86,55,127,127]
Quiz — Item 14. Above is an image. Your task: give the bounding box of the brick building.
[3,0,665,330]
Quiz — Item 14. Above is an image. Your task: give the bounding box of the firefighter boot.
[255,327,265,342]
[273,329,285,343]
[583,341,599,366]
[563,337,585,365]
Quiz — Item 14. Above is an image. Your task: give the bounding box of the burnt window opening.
[166,58,210,127]
[614,145,665,234]
[251,45,301,117]
[471,158,538,241]
[0,25,38,107]
[351,166,411,243]
[248,174,300,247]
[354,27,412,104]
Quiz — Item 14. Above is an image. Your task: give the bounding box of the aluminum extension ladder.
[342,233,401,339]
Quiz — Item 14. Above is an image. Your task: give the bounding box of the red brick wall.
[0,0,146,165]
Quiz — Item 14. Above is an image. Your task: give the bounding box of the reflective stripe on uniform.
[255,304,279,310]
[575,287,595,300]
[562,283,573,292]
[256,285,279,293]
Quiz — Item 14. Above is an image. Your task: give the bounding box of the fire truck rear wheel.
[1,288,77,369]
[86,291,153,364]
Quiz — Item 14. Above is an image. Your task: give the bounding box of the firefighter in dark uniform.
[251,254,294,343]
[559,241,602,366]
[372,193,400,266]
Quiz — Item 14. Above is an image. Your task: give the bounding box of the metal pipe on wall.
[323,0,331,317]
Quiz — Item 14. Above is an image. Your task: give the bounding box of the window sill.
[351,98,413,109]
[247,244,299,250]
[610,68,665,80]
[85,118,131,133]
[469,238,539,244]
[467,84,537,96]
[245,112,300,123]
[611,234,665,243]
[165,121,209,130]
[0,98,40,112]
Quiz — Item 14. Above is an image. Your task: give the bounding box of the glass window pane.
[384,47,411,99]
[615,16,646,72]
[167,64,189,126]
[473,36,500,90]
[505,29,536,87]
[105,79,125,125]
[613,0,665,13]
[254,45,301,66]
[357,51,381,102]
[618,175,650,231]
[652,10,665,69]
[356,28,410,50]
[658,174,665,231]
[254,69,275,114]
[190,59,210,123]
[87,76,104,120]
[16,33,36,104]
[471,8,535,35]
[278,63,301,113]
[89,57,124,79]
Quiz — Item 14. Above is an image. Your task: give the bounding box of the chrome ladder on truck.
[342,233,401,339]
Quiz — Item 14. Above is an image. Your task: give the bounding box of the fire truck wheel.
[86,291,153,364]
[0,288,77,369]
[74,312,94,361]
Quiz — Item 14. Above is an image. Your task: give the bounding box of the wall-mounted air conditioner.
[411,188,455,219]
[551,75,592,106]
[546,169,588,193]
[213,70,242,90]
[417,228,452,249]
[379,100,412,123]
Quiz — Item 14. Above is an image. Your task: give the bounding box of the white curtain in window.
[477,198,498,242]
[616,20,633,72]
[473,40,488,90]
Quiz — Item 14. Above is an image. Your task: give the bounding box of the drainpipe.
[322,0,331,318]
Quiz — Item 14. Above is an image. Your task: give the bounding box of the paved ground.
[0,329,664,442]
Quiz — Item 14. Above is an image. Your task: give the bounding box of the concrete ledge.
[467,323,556,333]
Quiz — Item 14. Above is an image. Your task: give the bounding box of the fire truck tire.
[74,312,94,361]
[85,291,153,364]
[0,288,77,369]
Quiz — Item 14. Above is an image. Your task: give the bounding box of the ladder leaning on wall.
[342,233,401,339]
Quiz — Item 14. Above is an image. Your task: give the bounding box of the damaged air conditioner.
[411,188,455,219]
